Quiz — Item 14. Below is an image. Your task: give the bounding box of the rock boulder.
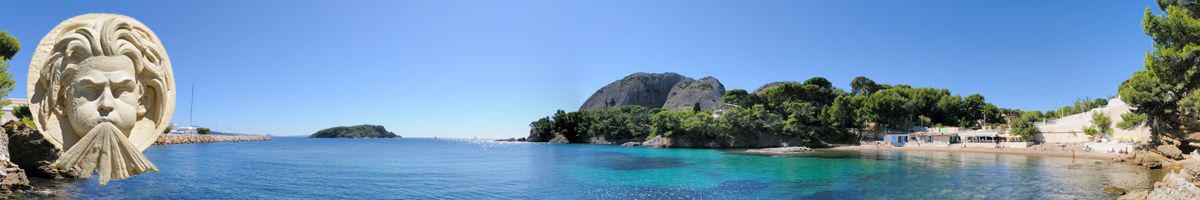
[662,76,726,111]
[3,122,71,179]
[1158,145,1185,160]
[548,134,570,144]
[642,135,671,148]
[580,72,687,110]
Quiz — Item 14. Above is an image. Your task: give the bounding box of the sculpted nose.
[98,86,115,115]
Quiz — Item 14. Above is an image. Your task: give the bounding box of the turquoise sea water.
[51,137,1157,199]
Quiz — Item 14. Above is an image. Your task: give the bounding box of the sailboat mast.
[190,82,195,126]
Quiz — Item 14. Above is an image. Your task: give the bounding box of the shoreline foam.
[828,145,1116,160]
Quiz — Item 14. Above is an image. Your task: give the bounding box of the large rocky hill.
[579,72,725,111]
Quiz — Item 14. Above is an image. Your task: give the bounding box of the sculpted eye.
[73,81,101,101]
[113,80,136,95]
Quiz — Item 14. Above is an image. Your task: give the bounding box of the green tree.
[528,117,555,141]
[1008,111,1044,139]
[12,105,30,120]
[650,111,686,137]
[0,31,18,59]
[862,88,912,130]
[723,104,783,137]
[681,111,728,142]
[722,89,755,108]
[781,102,820,137]
[0,30,18,113]
[197,127,212,135]
[961,94,987,127]
[1118,1,1200,146]
[933,95,964,126]
[850,76,881,96]
[1083,112,1113,139]
[551,109,583,142]
[822,95,865,129]
[1117,113,1147,130]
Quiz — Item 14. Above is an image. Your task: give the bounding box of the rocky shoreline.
[153,134,272,145]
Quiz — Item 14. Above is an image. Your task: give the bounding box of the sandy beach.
[828,144,1118,160]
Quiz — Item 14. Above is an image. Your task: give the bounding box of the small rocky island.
[310,125,399,138]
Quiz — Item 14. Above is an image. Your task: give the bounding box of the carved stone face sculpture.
[27,14,175,185]
[68,56,141,138]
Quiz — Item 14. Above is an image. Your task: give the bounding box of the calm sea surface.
[52,137,1159,199]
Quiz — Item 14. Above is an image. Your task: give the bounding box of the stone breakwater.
[153,134,271,145]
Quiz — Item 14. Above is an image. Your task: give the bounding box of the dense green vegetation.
[12,105,33,128]
[529,76,1011,147]
[197,127,212,135]
[1043,98,1109,119]
[1118,0,1200,148]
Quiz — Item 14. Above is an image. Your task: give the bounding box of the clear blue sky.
[0,0,1157,137]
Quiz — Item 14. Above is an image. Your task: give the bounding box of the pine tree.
[1118,0,1200,148]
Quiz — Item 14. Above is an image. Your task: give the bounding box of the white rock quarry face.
[26,13,176,185]
[1034,98,1151,143]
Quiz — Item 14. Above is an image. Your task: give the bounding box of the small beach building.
[959,130,1030,148]
[169,124,200,134]
[910,127,961,146]
[711,103,741,118]
[883,133,910,147]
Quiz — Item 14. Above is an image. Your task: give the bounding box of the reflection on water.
[586,151,690,171]
[52,138,1159,199]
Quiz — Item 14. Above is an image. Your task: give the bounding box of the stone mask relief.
[27,14,175,185]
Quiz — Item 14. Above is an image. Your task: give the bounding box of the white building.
[169,124,201,134]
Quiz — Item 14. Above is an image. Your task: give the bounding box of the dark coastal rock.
[310,125,399,138]
[527,129,554,142]
[0,160,29,194]
[0,126,29,194]
[579,72,688,110]
[1116,150,1174,169]
[494,137,527,142]
[588,136,612,145]
[641,135,671,148]
[3,122,72,180]
[662,76,726,111]
[548,134,570,144]
[1158,145,1184,160]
